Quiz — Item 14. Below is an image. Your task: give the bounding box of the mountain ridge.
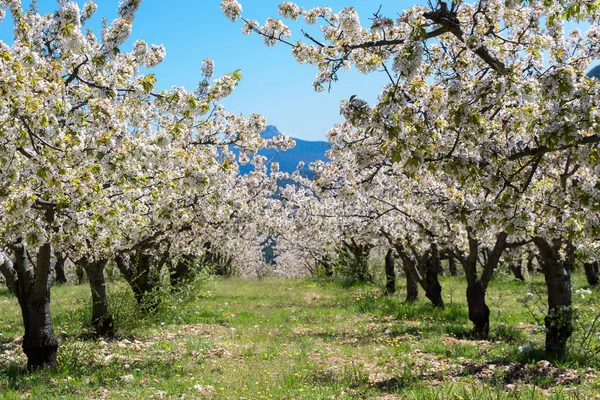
[239,125,329,176]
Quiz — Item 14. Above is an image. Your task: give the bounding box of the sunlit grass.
[0,272,599,398]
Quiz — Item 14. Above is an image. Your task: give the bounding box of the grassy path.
[1,276,599,399]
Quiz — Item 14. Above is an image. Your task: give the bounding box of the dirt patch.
[464,359,583,387]
[303,292,332,303]
[442,337,491,346]
[402,349,464,382]
[0,336,25,366]
[515,322,540,333]
[152,324,229,340]
[291,326,319,336]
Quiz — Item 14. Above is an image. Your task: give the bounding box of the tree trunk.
[510,263,525,281]
[116,252,160,313]
[54,252,67,284]
[526,252,535,274]
[320,255,333,278]
[534,237,573,360]
[20,293,58,370]
[213,254,233,277]
[583,262,599,286]
[404,261,419,302]
[424,244,444,308]
[448,254,458,276]
[341,240,373,283]
[82,259,114,336]
[384,249,396,295]
[394,242,444,306]
[463,238,490,338]
[6,242,59,369]
[134,253,159,312]
[170,255,193,287]
[466,280,490,338]
[22,242,59,369]
[75,262,85,284]
[462,232,507,339]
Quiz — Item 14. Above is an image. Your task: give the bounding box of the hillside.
[588,65,600,79]
[238,126,329,177]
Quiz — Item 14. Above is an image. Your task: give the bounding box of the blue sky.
[0,0,419,141]
[0,1,594,141]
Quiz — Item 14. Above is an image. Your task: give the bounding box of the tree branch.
[0,251,17,292]
[423,5,509,74]
[508,134,600,161]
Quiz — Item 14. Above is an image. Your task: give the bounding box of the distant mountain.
[260,125,281,140]
[588,65,600,79]
[238,126,329,178]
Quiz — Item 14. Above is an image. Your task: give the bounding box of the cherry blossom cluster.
[0,0,292,278]
[224,0,600,263]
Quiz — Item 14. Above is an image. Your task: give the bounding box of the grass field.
[1,273,600,399]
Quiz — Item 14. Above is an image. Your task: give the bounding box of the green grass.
[1,273,600,399]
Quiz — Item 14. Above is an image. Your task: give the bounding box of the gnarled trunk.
[384,249,396,295]
[54,252,67,284]
[533,237,573,360]
[461,232,507,339]
[20,242,59,370]
[1,240,59,370]
[340,240,373,283]
[466,280,489,338]
[526,252,535,274]
[75,262,85,284]
[319,255,333,278]
[405,264,419,302]
[583,262,599,286]
[394,242,442,307]
[510,263,525,281]
[81,258,114,336]
[424,244,444,308]
[170,255,193,287]
[202,242,234,277]
[116,252,161,313]
[448,253,458,276]
[21,294,58,370]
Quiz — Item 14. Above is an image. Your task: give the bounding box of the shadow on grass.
[354,296,468,322]
[0,336,189,392]
[460,357,581,388]
[305,329,381,345]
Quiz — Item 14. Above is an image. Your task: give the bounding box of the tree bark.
[54,252,67,284]
[424,243,444,308]
[448,253,458,276]
[341,240,372,283]
[170,255,193,287]
[510,263,525,281]
[384,249,396,295]
[461,232,507,339]
[1,242,59,369]
[116,252,161,313]
[404,259,419,302]
[21,241,59,369]
[462,236,489,338]
[82,258,114,336]
[20,292,58,370]
[202,242,231,276]
[319,255,333,277]
[526,252,535,274]
[75,262,85,284]
[583,261,599,286]
[533,237,573,360]
[466,280,489,338]
[394,242,443,307]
